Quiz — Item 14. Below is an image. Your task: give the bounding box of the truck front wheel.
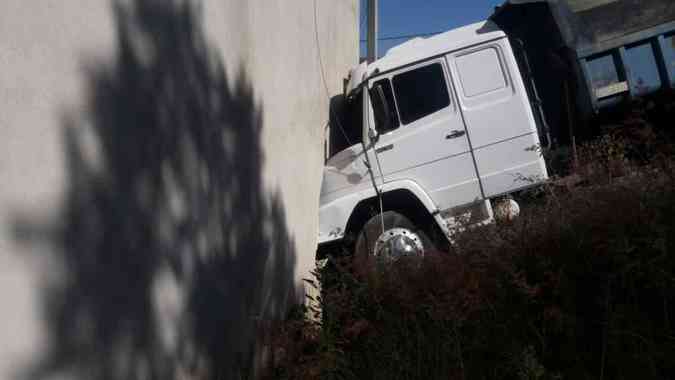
[354,211,435,263]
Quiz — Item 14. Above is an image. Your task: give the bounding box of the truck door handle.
[375,144,394,153]
[446,130,466,139]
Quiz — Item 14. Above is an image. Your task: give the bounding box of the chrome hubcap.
[374,228,424,261]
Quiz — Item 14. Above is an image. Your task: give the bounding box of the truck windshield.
[329,90,363,157]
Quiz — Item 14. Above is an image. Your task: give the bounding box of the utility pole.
[367,0,378,63]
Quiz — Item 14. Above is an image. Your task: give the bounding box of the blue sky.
[359,0,503,58]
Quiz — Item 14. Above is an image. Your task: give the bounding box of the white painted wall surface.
[0,0,357,379]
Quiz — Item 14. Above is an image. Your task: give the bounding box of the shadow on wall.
[12,0,297,379]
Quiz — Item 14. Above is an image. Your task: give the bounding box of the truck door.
[367,58,482,211]
[446,40,547,197]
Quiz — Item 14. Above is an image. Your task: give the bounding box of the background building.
[0,0,357,378]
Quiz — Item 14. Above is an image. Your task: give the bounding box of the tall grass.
[266,104,675,379]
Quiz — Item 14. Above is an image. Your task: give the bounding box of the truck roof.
[346,20,506,95]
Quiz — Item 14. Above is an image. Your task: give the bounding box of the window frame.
[451,43,514,110]
[391,61,452,126]
[368,77,401,134]
[368,57,454,135]
[454,46,509,99]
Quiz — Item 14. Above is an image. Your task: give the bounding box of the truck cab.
[318,20,548,260]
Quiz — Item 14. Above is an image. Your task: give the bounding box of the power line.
[359,31,444,43]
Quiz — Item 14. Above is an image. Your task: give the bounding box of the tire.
[354,211,436,263]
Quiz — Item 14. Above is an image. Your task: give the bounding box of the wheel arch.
[343,186,442,250]
[317,180,446,258]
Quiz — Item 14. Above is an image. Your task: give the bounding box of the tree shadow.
[12,0,296,379]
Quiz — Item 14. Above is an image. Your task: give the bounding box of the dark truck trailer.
[490,0,675,146]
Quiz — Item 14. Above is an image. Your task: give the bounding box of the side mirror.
[368,127,380,143]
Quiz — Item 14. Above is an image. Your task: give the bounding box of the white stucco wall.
[0,0,357,379]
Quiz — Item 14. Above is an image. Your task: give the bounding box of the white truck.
[318,20,548,261]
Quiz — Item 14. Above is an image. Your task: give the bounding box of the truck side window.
[456,47,507,98]
[370,78,400,134]
[392,63,450,125]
